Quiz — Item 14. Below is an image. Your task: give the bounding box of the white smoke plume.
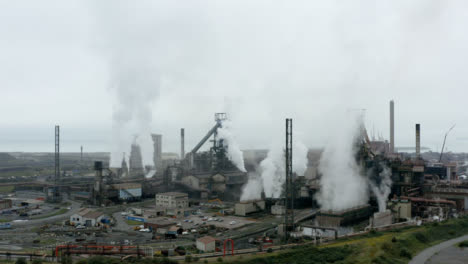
[217,121,246,172]
[370,165,392,212]
[316,111,369,212]
[259,144,285,199]
[92,2,160,168]
[240,172,263,201]
[240,139,309,200]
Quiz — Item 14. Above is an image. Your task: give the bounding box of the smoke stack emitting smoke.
[316,111,392,212]
[240,139,308,201]
[217,121,247,172]
[316,112,369,211]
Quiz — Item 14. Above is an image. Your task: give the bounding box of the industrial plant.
[0,100,467,263]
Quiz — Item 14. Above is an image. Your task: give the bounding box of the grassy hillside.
[224,216,468,264]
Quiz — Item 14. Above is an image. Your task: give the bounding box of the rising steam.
[240,140,308,200]
[316,112,369,211]
[217,122,247,172]
[93,2,160,168]
[369,164,392,212]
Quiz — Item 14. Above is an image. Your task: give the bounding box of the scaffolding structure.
[48,125,62,202]
[284,118,294,241]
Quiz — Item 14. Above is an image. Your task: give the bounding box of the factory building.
[155,192,188,208]
[111,183,142,201]
[0,199,12,210]
[235,200,265,216]
[70,208,105,227]
[196,236,217,252]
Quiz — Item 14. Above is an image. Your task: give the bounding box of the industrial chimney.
[389,100,395,154]
[181,128,185,160]
[415,124,421,158]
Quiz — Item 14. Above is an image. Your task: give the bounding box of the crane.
[439,124,456,162]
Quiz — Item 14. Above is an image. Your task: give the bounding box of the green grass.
[30,208,68,220]
[125,220,144,225]
[0,218,10,222]
[0,185,14,193]
[224,217,468,264]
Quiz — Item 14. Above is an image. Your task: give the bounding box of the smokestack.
[151,134,162,172]
[389,100,394,154]
[181,128,185,160]
[416,124,421,158]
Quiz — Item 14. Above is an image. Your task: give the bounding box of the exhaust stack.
[416,124,421,158]
[181,128,185,159]
[389,100,395,154]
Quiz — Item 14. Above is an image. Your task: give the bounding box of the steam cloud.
[93,3,160,168]
[240,140,308,201]
[217,122,247,172]
[369,164,392,212]
[316,112,369,211]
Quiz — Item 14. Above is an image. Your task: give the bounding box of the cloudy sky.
[1,0,467,160]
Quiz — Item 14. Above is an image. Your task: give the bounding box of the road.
[9,198,81,229]
[409,234,468,264]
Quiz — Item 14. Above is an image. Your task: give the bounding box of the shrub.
[217,257,223,262]
[204,260,208,264]
[399,248,412,259]
[32,259,43,264]
[448,230,456,235]
[193,256,200,262]
[267,248,273,253]
[185,255,193,263]
[15,258,27,264]
[381,242,392,251]
[414,232,429,243]
[391,236,397,243]
[458,240,468,248]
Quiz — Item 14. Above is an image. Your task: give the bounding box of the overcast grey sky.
[1,0,467,155]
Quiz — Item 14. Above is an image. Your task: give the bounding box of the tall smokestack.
[389,100,395,154]
[415,124,421,158]
[181,128,185,160]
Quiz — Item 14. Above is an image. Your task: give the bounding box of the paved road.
[10,198,81,229]
[409,234,468,264]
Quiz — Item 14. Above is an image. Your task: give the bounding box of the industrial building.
[70,208,105,227]
[0,199,12,210]
[155,192,188,208]
[112,183,142,201]
[235,200,266,216]
[196,236,217,252]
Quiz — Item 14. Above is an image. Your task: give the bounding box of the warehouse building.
[0,199,12,210]
[112,183,142,201]
[70,208,105,227]
[155,192,188,208]
[234,200,265,216]
[196,236,217,252]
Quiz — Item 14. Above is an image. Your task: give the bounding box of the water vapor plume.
[92,2,161,168]
[369,164,392,212]
[217,121,246,172]
[240,139,309,200]
[316,111,369,211]
[240,172,263,201]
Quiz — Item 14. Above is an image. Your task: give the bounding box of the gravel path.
[409,234,468,264]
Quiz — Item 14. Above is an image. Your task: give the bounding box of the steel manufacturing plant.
[1,101,468,262]
[2,2,468,262]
